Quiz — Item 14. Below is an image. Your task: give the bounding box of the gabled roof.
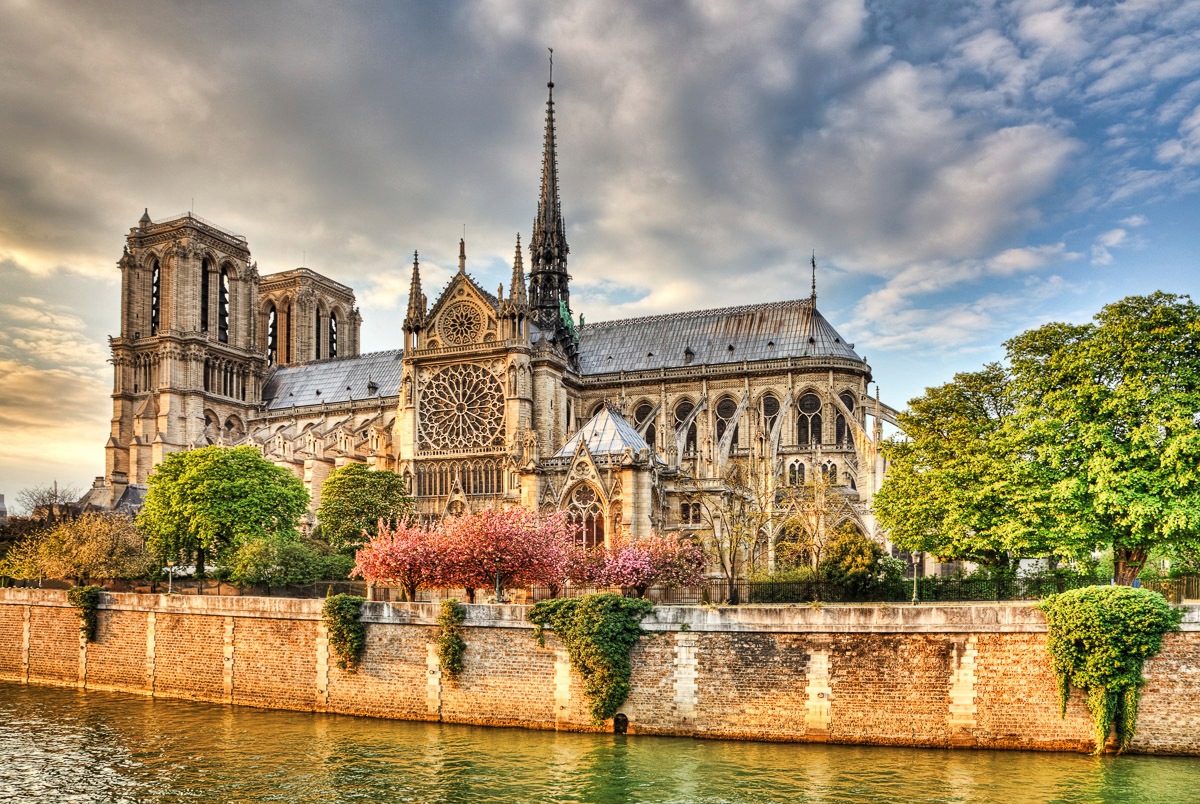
[575,297,863,375]
[261,349,404,411]
[554,404,653,459]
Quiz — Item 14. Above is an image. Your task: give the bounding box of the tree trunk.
[464,587,476,604]
[196,547,206,579]
[1114,547,1148,586]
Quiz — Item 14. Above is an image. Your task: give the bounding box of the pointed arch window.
[797,393,822,446]
[267,303,278,366]
[715,395,739,446]
[567,483,604,549]
[634,401,656,451]
[788,461,806,486]
[218,266,231,343]
[675,399,698,455]
[150,259,161,335]
[329,311,338,358]
[314,308,322,359]
[761,394,780,434]
[836,392,856,448]
[200,258,211,333]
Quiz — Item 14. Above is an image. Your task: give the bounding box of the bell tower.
[103,210,266,504]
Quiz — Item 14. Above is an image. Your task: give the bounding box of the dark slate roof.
[576,297,862,375]
[554,404,653,458]
[261,349,404,410]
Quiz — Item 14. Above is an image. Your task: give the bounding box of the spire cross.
[549,47,553,85]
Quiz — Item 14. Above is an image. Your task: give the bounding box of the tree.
[1007,292,1200,584]
[689,449,781,603]
[875,293,1200,585]
[225,536,321,589]
[598,532,706,598]
[0,512,154,583]
[352,519,443,601]
[438,507,577,603]
[138,446,309,577]
[775,467,863,572]
[873,364,1055,568]
[317,463,415,551]
[16,482,81,523]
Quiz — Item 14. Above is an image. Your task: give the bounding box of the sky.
[2,0,1199,508]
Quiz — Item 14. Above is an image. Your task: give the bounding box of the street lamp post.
[166,560,176,595]
[911,552,921,606]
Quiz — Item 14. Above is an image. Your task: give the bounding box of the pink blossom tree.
[438,507,580,602]
[352,519,442,601]
[599,532,707,598]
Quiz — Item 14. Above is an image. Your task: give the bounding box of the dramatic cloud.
[1,0,1199,493]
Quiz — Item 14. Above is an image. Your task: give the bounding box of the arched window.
[715,395,739,446]
[329,311,338,358]
[567,484,604,549]
[218,266,231,343]
[836,392,856,448]
[675,399,698,454]
[761,393,780,434]
[788,461,805,486]
[634,401,655,451]
[150,258,161,335]
[823,461,837,484]
[266,304,278,366]
[314,308,322,359]
[200,258,211,333]
[797,393,822,445]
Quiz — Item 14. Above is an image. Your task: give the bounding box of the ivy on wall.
[528,593,654,724]
[66,585,102,642]
[1039,585,1182,753]
[322,593,367,673]
[437,599,466,680]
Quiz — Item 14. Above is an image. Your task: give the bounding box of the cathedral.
[84,79,900,564]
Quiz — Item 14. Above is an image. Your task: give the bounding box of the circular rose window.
[419,363,504,450]
[439,302,483,345]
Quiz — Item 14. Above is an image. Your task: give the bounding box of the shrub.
[1039,585,1181,753]
[322,593,367,672]
[528,593,653,724]
[67,585,102,642]
[437,599,467,679]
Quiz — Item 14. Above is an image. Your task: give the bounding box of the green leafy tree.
[1008,292,1200,584]
[820,525,885,595]
[138,446,309,577]
[225,536,322,588]
[0,512,154,583]
[874,364,1055,568]
[316,463,414,551]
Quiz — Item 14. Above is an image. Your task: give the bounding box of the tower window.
[218,266,230,343]
[329,311,338,358]
[634,401,656,451]
[200,258,211,333]
[150,259,161,336]
[267,304,278,366]
[315,308,322,359]
[798,393,822,445]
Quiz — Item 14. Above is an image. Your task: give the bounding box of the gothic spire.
[810,251,817,305]
[511,232,527,306]
[404,250,424,332]
[529,61,572,338]
[458,237,467,274]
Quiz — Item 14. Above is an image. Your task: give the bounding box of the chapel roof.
[553,404,654,459]
[575,297,863,375]
[261,349,404,411]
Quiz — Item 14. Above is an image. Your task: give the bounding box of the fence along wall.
[2,589,1199,755]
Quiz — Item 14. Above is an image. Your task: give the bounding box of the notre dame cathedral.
[84,79,899,562]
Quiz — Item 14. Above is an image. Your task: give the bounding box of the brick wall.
[1,589,1198,756]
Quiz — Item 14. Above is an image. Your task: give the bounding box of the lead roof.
[575,297,863,375]
[261,349,404,411]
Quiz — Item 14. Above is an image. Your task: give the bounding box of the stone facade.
[84,81,900,561]
[4,589,1200,755]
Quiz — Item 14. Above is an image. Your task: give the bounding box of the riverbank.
[3,589,1198,755]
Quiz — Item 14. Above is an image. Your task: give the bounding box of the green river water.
[2,682,1199,803]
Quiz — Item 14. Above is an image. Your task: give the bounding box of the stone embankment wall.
[2,589,1198,755]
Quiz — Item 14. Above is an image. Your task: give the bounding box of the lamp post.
[166,559,176,595]
[907,554,916,604]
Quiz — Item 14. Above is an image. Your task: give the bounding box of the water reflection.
[2,682,1198,803]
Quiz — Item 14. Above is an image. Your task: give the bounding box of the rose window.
[439,302,483,345]
[420,363,504,450]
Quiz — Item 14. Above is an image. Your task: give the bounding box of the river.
[2,682,1198,803]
